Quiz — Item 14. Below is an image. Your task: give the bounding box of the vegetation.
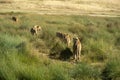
[0,12,120,80]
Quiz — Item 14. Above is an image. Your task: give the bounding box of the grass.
[101,53,120,80]
[71,62,101,80]
[0,0,120,17]
[0,12,120,80]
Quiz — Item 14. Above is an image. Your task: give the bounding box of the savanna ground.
[0,0,120,16]
[0,0,120,80]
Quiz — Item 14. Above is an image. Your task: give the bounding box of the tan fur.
[64,34,71,47]
[73,37,81,61]
[30,25,42,35]
[56,32,71,47]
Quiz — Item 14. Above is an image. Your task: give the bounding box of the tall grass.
[102,53,120,80]
[0,33,71,80]
[0,13,120,80]
[71,62,101,80]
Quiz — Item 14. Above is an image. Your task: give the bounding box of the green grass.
[101,53,120,80]
[71,62,101,80]
[0,12,120,80]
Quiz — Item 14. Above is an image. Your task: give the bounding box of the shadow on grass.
[59,48,73,61]
[49,48,73,61]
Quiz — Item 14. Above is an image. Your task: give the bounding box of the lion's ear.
[37,26,39,28]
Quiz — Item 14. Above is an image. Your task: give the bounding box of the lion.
[56,32,71,47]
[73,37,81,61]
[30,25,42,35]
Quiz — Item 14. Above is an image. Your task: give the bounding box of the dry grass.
[0,0,120,16]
